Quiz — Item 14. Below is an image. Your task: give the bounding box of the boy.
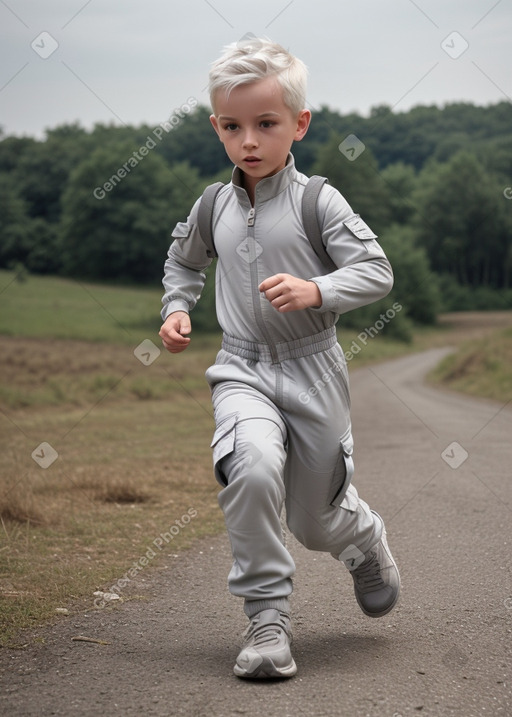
[159,38,400,679]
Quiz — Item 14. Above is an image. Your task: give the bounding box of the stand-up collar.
[231,153,297,205]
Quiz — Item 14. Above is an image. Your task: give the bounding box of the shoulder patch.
[171,221,192,239]
[343,215,378,241]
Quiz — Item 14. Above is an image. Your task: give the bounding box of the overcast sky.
[1,0,511,138]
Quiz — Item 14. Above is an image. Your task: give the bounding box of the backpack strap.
[301,175,338,273]
[196,181,224,258]
[197,176,337,272]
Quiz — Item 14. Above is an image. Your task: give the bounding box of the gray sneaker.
[234,609,297,679]
[345,513,401,618]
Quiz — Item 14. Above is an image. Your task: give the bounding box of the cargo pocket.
[329,432,355,509]
[210,412,238,486]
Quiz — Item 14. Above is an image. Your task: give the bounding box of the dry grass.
[0,336,222,645]
[0,335,217,409]
[429,324,512,401]
[2,311,511,646]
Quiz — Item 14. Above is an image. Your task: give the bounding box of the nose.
[242,130,258,149]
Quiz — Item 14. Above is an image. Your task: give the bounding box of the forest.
[1,100,511,338]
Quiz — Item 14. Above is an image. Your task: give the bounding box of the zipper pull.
[247,208,255,227]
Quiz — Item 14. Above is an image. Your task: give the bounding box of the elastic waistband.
[221,326,337,362]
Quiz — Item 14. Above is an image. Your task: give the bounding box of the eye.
[224,123,238,131]
[260,120,275,128]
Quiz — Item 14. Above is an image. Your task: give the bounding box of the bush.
[438,274,512,311]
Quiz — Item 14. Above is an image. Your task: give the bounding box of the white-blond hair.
[208,36,308,116]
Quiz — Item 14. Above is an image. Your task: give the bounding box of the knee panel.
[211,412,286,488]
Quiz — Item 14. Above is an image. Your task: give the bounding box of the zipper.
[246,207,280,365]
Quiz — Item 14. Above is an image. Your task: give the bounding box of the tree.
[12,124,93,223]
[379,224,440,324]
[342,223,440,341]
[59,142,202,282]
[380,162,418,225]
[0,174,32,268]
[413,151,511,289]
[0,136,37,174]
[155,107,231,178]
[312,134,392,233]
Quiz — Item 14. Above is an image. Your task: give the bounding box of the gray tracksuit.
[161,154,393,617]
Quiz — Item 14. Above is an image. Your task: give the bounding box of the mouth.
[243,156,262,166]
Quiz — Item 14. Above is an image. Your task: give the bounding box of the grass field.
[0,270,164,344]
[429,325,512,402]
[1,270,510,646]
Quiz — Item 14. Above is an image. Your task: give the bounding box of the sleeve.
[308,186,394,315]
[161,197,214,321]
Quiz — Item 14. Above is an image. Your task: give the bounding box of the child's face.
[210,77,310,193]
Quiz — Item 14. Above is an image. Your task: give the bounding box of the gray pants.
[206,330,381,616]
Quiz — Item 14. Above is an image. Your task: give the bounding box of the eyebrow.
[218,112,281,121]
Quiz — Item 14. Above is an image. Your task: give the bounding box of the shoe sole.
[356,523,401,618]
[355,581,401,618]
[234,656,297,679]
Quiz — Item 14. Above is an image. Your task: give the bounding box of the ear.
[294,109,311,142]
[210,114,223,141]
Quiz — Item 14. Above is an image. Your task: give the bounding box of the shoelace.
[245,617,289,647]
[251,625,283,647]
[353,552,385,593]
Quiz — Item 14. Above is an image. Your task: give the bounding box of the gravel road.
[1,347,511,716]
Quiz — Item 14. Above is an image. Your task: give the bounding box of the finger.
[272,294,305,313]
[161,336,190,354]
[262,284,284,302]
[160,327,190,345]
[267,294,290,312]
[258,274,283,292]
[171,332,191,345]
[178,317,192,335]
[166,343,189,354]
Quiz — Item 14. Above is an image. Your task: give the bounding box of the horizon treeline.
[1,100,511,339]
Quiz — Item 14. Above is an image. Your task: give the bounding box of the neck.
[242,173,258,206]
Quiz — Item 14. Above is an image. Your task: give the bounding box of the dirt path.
[1,347,511,716]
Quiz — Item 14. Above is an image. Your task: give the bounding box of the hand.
[258,273,322,313]
[159,311,191,353]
